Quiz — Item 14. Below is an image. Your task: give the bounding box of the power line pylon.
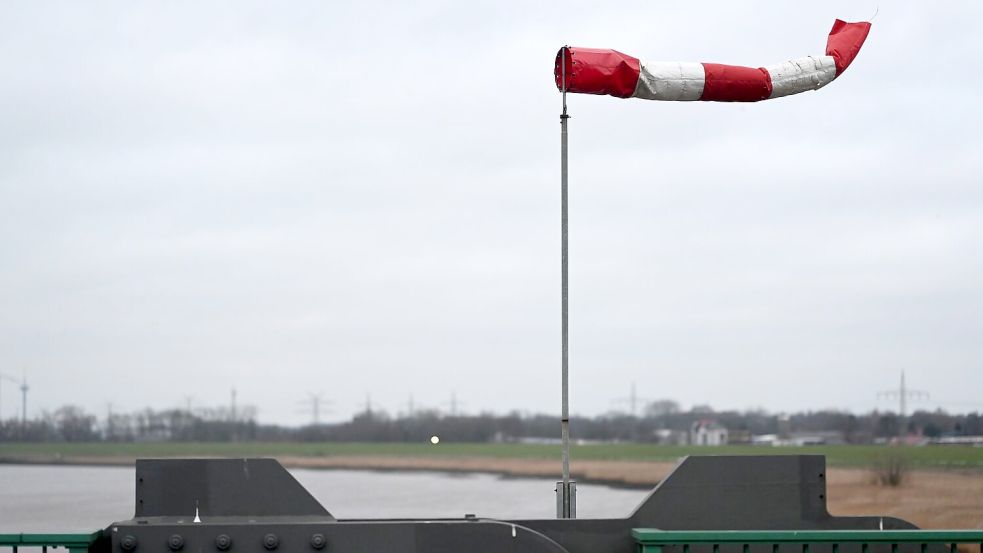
[878,370,928,441]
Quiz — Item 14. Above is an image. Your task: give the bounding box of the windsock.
[554,20,870,102]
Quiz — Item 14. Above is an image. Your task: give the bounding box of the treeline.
[0,405,259,443]
[1,401,981,443]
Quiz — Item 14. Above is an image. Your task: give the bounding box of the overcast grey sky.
[1,1,981,426]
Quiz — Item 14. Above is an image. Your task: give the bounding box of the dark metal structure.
[98,456,922,553]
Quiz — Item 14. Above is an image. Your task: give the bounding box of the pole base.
[555,481,577,519]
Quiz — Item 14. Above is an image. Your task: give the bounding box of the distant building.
[787,431,846,446]
[652,428,689,445]
[690,419,728,446]
[751,431,846,447]
[752,433,779,446]
[931,435,983,446]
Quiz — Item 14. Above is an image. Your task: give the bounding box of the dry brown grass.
[826,467,983,529]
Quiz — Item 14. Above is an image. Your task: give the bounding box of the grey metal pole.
[557,45,575,519]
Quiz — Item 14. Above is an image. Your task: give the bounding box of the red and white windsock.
[554,20,870,102]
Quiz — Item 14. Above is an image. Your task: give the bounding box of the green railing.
[633,530,983,553]
[0,532,102,553]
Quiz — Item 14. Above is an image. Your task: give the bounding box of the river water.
[0,465,648,532]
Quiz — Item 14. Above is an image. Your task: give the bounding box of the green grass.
[1,442,981,468]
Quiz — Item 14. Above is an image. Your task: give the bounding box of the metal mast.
[20,375,28,427]
[878,370,928,441]
[556,46,576,519]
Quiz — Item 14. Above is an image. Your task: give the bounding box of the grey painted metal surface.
[102,456,917,553]
[135,459,332,519]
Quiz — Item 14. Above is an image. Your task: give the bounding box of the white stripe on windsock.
[765,55,838,99]
[633,61,705,101]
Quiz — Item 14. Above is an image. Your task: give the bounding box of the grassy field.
[1,441,981,468]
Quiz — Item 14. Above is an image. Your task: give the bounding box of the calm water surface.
[0,465,648,532]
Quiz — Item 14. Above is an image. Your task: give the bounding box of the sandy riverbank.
[2,454,980,528]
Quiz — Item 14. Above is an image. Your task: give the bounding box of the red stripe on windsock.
[699,64,773,102]
[826,19,872,74]
[554,47,640,98]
